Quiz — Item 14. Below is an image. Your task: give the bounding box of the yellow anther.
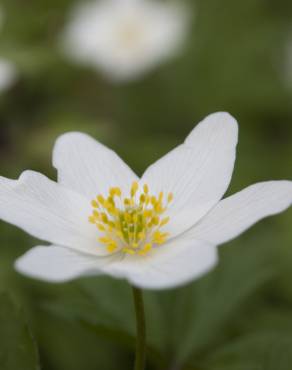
[131,181,139,197]
[88,216,96,224]
[140,194,146,204]
[116,230,123,238]
[91,200,99,208]
[107,243,117,253]
[108,221,115,228]
[97,224,106,231]
[115,187,122,197]
[139,243,152,256]
[150,196,157,206]
[144,243,152,252]
[143,184,149,194]
[109,188,115,197]
[143,210,152,218]
[138,231,146,240]
[155,203,164,213]
[125,213,132,223]
[99,236,111,244]
[168,193,174,203]
[107,206,117,216]
[160,217,170,227]
[93,210,99,218]
[152,216,160,226]
[97,195,105,205]
[152,231,169,245]
[123,248,135,255]
[124,198,131,207]
[107,196,115,205]
[101,213,108,224]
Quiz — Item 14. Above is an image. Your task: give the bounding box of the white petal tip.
[54,131,91,148]
[203,111,238,129]
[14,254,40,281]
[185,111,239,147]
[14,246,87,283]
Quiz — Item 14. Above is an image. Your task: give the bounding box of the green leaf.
[201,331,292,370]
[43,277,135,335]
[42,277,165,368]
[172,235,277,365]
[0,292,40,370]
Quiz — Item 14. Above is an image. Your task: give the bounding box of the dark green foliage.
[0,293,40,370]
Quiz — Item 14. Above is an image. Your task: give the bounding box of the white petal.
[15,245,114,282]
[103,237,218,290]
[53,132,138,199]
[141,112,238,237]
[192,181,292,245]
[0,170,106,255]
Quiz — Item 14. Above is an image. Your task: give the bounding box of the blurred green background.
[1,0,292,369]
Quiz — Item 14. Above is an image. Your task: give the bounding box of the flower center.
[89,182,173,256]
[116,20,145,50]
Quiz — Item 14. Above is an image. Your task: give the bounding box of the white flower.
[285,38,292,87]
[0,112,292,289]
[0,59,17,92]
[0,10,17,92]
[61,0,190,81]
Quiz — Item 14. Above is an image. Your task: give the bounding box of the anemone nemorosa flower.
[1,113,292,289]
[61,0,189,82]
[0,9,17,92]
[0,59,17,92]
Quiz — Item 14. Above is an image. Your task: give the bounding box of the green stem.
[132,286,147,370]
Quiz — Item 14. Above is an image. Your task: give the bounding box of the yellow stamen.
[140,194,146,204]
[160,217,170,227]
[97,195,105,205]
[89,183,173,256]
[107,242,118,253]
[131,181,139,197]
[88,216,96,224]
[139,243,152,256]
[115,187,122,197]
[143,184,149,194]
[91,200,99,208]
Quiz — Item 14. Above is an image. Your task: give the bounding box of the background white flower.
[0,59,17,92]
[0,9,17,92]
[285,38,292,88]
[61,0,190,82]
[0,112,291,290]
